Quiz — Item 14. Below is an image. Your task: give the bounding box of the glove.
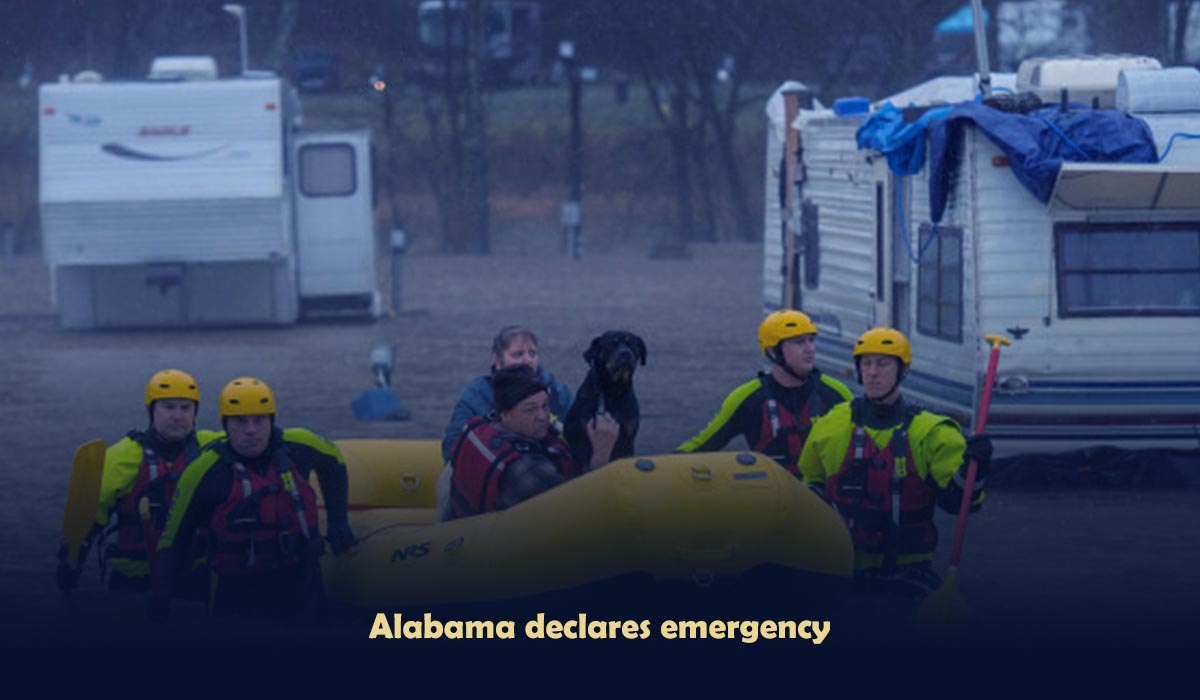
[55,540,85,595]
[146,589,171,625]
[961,434,994,481]
[326,521,359,555]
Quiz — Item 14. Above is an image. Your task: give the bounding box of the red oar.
[917,333,1010,625]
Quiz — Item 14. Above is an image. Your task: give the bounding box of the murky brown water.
[2,244,1197,654]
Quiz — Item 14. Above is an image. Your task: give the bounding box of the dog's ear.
[631,334,647,366]
[583,336,602,365]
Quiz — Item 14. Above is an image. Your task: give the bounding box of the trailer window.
[874,182,885,302]
[802,199,820,289]
[917,224,962,343]
[299,144,356,197]
[1055,223,1200,317]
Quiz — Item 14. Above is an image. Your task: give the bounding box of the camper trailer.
[764,57,1200,456]
[38,60,379,329]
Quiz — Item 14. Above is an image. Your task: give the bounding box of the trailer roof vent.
[147,56,219,81]
[1016,54,1161,109]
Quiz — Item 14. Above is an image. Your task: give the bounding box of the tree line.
[1,1,1195,254]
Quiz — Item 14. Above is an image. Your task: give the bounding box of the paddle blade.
[916,567,969,627]
[62,439,106,567]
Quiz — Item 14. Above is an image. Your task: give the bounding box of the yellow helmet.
[758,310,818,355]
[853,327,912,366]
[144,369,200,406]
[218,377,276,418]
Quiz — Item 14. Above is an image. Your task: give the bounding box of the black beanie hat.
[492,365,548,413]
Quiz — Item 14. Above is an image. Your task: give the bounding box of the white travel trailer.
[39,60,379,328]
[764,58,1200,456]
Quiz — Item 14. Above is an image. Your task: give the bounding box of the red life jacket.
[824,414,937,572]
[449,417,576,519]
[112,432,201,566]
[754,380,826,476]
[208,444,319,577]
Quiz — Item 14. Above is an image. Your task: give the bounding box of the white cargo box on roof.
[1117,66,1200,113]
[1016,54,1161,107]
[147,55,219,81]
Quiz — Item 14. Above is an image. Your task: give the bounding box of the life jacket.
[754,378,826,477]
[824,406,938,573]
[448,417,576,519]
[111,431,202,568]
[208,443,319,577]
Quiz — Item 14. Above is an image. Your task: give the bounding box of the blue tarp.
[927,102,1158,222]
[855,102,953,176]
[857,101,1160,224]
[935,4,987,35]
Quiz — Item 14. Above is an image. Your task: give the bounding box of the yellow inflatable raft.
[319,440,853,609]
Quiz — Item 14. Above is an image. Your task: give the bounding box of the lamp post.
[970,0,991,97]
[222,4,248,76]
[560,41,582,259]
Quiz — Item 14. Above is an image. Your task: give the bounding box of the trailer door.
[293,130,376,309]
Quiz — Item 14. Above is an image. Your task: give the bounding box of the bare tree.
[1172,1,1195,65]
[598,0,796,252]
[403,0,493,254]
[846,0,964,97]
[267,0,301,72]
[1088,0,1172,60]
[601,1,696,256]
[688,0,772,243]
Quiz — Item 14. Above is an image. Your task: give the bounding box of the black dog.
[562,330,647,470]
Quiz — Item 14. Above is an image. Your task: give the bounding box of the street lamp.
[222,4,248,76]
[970,0,992,98]
[560,41,582,259]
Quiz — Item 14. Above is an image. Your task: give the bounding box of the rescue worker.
[148,377,357,622]
[441,325,574,462]
[799,327,993,599]
[55,369,220,595]
[677,309,852,476]
[446,364,617,520]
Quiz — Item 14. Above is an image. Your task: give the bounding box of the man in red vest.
[678,309,852,476]
[446,364,618,519]
[56,369,219,596]
[149,377,356,622]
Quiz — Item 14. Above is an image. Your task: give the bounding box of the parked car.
[291,49,339,93]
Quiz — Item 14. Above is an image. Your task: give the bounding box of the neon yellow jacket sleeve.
[94,437,143,527]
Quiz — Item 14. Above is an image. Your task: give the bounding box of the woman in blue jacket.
[441,325,574,462]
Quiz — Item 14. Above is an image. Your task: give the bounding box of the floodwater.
[1,244,1197,660]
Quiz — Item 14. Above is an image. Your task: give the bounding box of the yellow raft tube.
[317,440,853,608]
